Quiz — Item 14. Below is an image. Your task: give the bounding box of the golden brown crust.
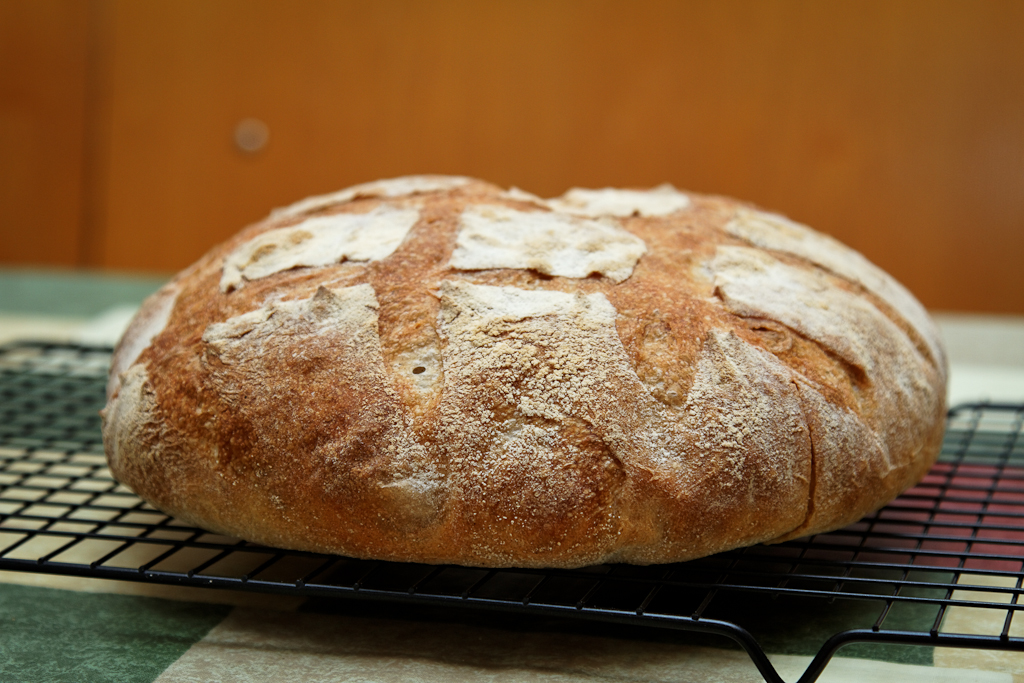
[101,177,947,568]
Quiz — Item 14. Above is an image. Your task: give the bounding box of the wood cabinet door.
[0,0,90,267]
[3,1,1024,312]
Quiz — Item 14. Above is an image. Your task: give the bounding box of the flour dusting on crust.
[499,186,549,206]
[550,185,691,217]
[203,283,441,534]
[707,245,940,478]
[774,380,892,540]
[725,208,944,368]
[103,364,158,474]
[678,330,811,527]
[449,205,646,283]
[203,283,384,373]
[434,280,645,563]
[108,283,179,399]
[221,205,419,291]
[432,282,811,564]
[272,175,472,219]
[709,246,916,374]
[437,281,625,421]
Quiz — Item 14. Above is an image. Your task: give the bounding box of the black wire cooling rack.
[1,341,1022,682]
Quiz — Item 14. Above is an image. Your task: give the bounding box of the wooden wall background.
[2,0,1023,312]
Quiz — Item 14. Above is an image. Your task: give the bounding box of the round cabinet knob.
[234,118,270,154]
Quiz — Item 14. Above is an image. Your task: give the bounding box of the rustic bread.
[101,176,947,568]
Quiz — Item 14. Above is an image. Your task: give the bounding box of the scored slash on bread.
[102,176,946,568]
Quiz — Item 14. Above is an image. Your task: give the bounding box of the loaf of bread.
[101,176,947,568]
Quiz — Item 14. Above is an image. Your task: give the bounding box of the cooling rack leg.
[662,618,791,683]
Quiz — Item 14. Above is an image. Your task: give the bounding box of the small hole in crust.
[412,366,426,374]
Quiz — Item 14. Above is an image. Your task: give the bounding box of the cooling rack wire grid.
[0,342,1021,683]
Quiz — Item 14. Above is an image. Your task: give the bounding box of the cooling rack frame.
[1,341,1022,683]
